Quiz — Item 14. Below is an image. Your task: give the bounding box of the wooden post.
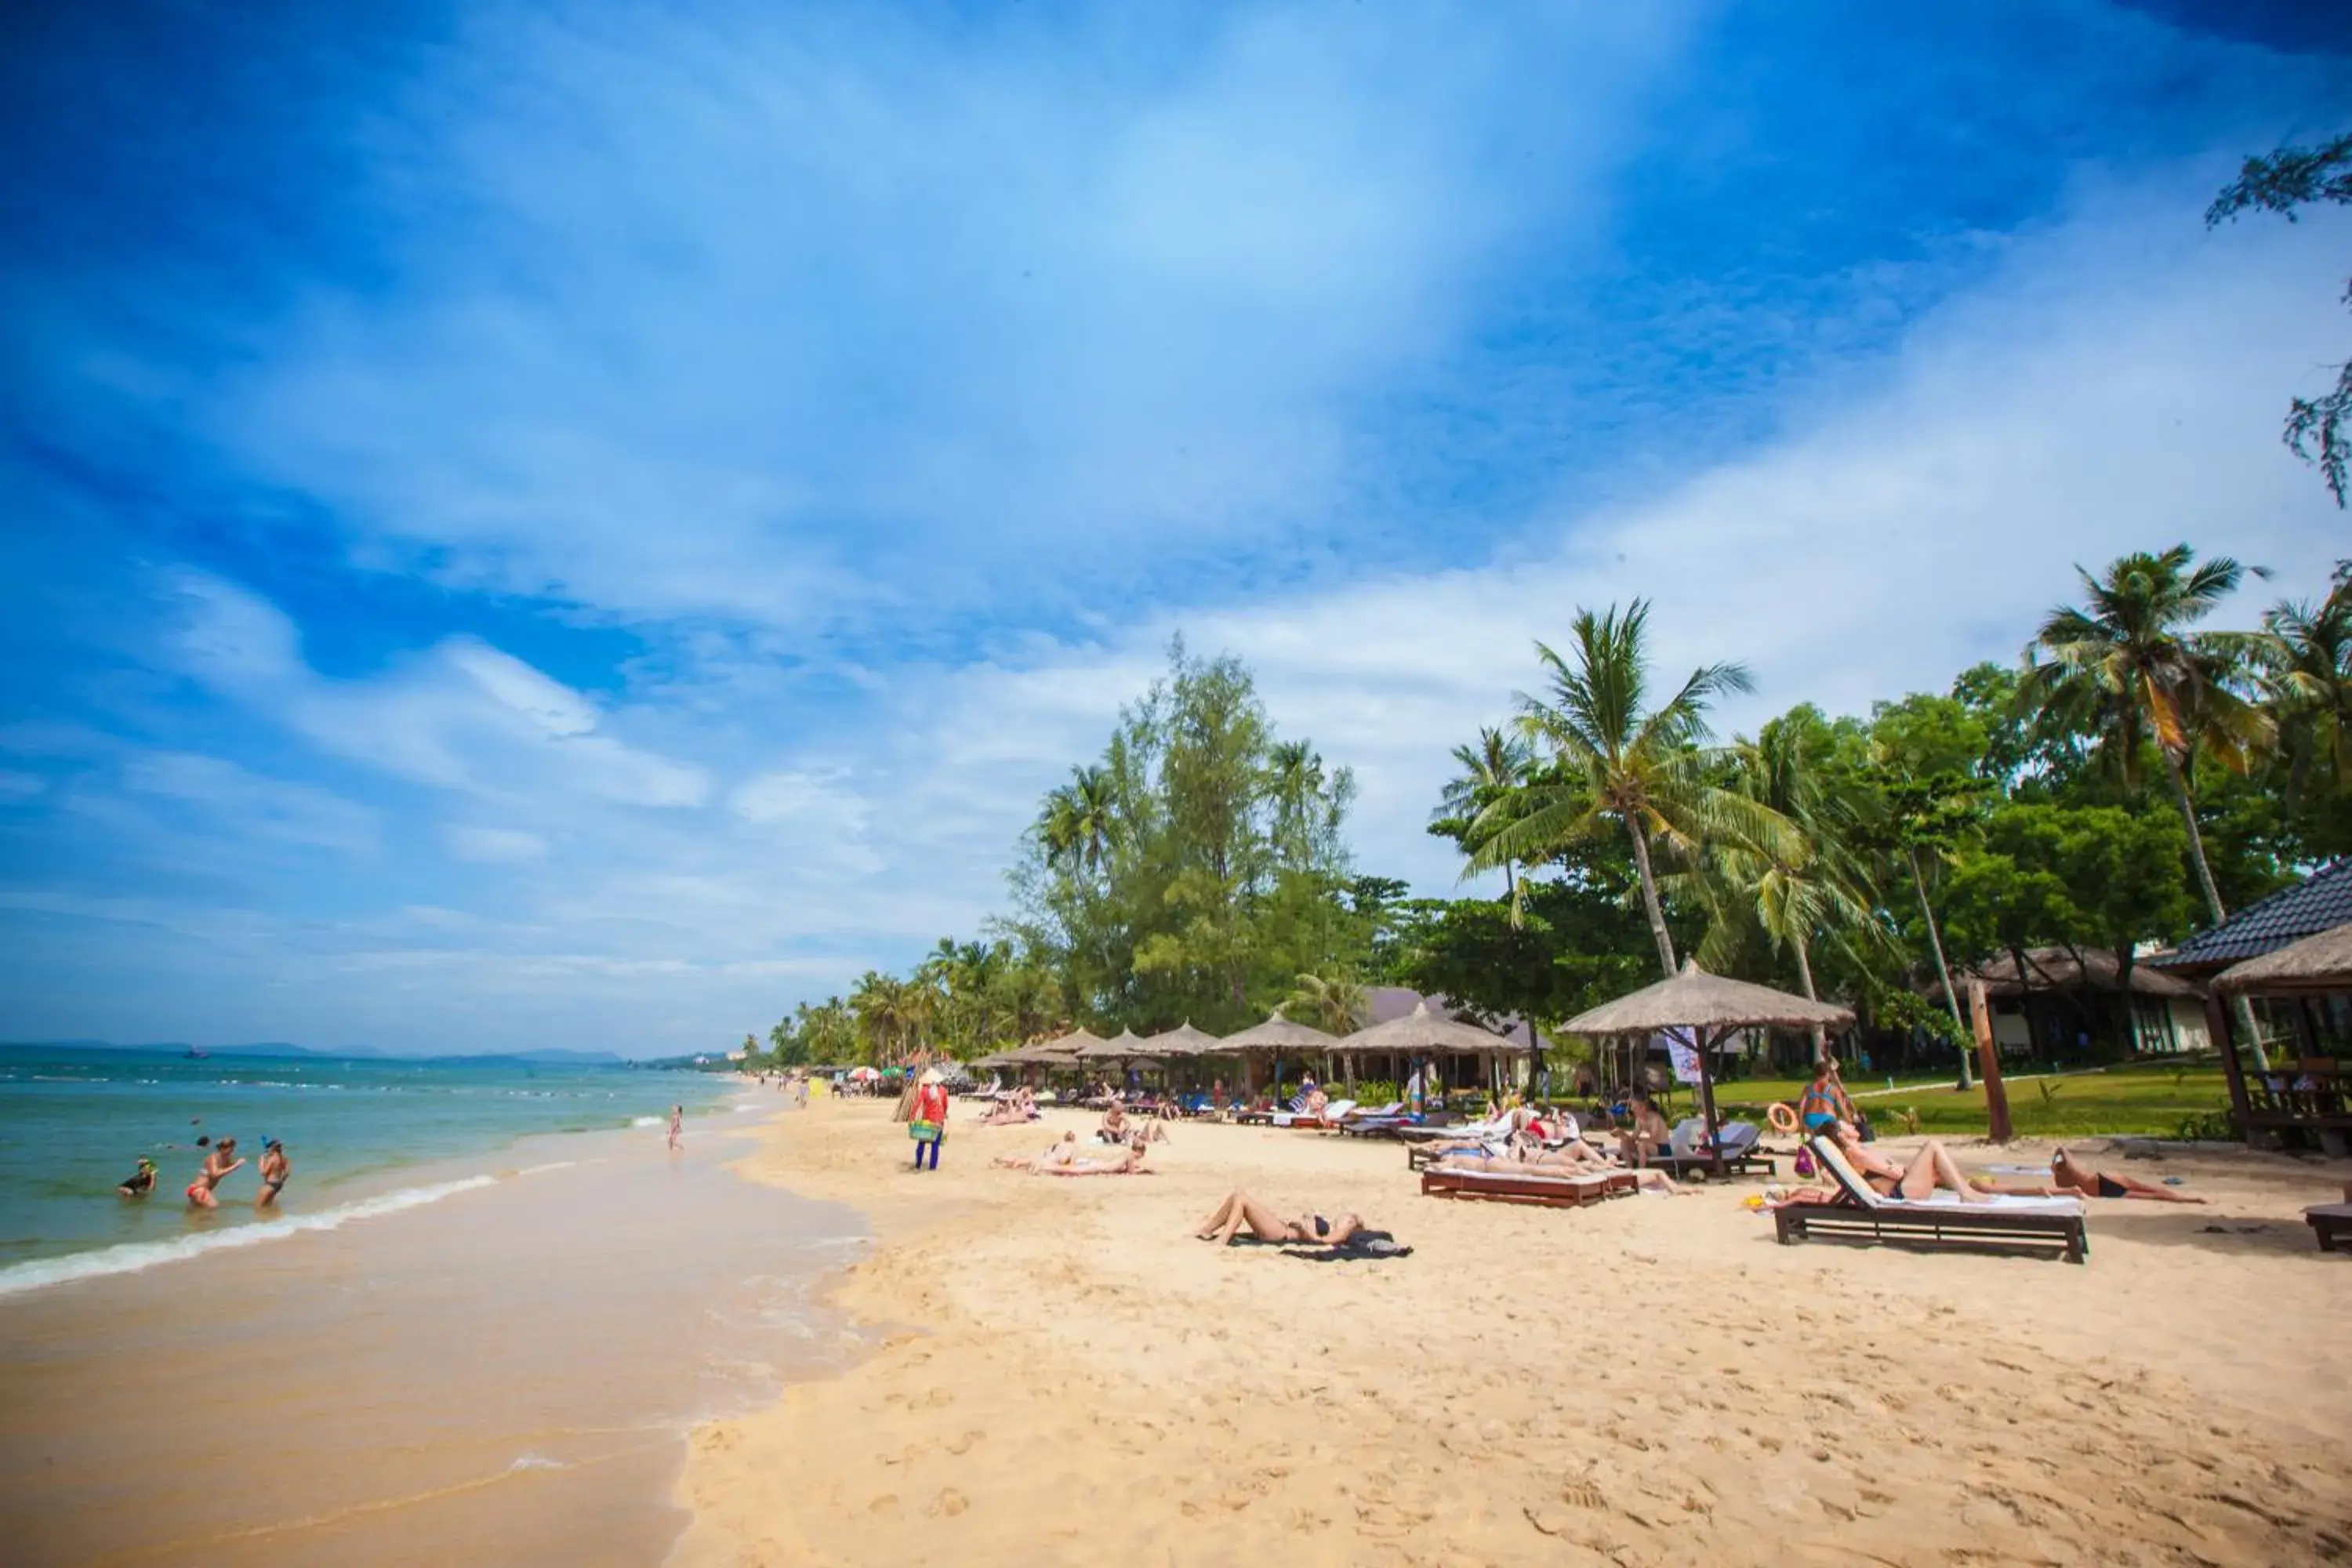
[1690,1025,1724,1179]
[1970,980,2012,1144]
[2204,991,2252,1139]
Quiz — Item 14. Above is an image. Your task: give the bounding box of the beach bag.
[1855,1113,1876,1143]
[909,1119,942,1143]
[1793,1147,1816,1178]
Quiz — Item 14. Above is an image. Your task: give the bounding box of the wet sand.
[0,1103,864,1567]
[681,1100,2352,1568]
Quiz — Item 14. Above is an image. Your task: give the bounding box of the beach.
[680,1099,2350,1568]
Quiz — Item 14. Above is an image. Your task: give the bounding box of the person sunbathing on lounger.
[1195,1189,1366,1247]
[1617,1091,1672,1167]
[1827,1120,1992,1203]
[1968,1146,2205,1203]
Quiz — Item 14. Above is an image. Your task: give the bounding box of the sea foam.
[0,1175,499,1299]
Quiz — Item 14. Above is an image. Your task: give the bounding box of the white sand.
[677,1100,2350,1566]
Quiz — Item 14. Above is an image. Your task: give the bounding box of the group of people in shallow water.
[117,1133,291,1211]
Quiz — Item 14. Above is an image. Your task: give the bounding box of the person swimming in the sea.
[255,1138,290,1210]
[117,1157,158,1198]
[187,1138,243,1210]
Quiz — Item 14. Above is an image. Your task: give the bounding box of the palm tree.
[1433,726,1535,911]
[2257,560,2352,802]
[1283,971,1366,1035]
[1466,601,1792,978]
[1711,716,1876,1062]
[1040,764,1118,880]
[2026,546,2272,927]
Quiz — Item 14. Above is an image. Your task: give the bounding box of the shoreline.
[0,1092,866,1567]
[679,1099,2350,1566]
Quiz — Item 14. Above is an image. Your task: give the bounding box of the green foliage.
[2208,132,2352,505]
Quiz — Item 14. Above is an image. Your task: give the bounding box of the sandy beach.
[679,1099,2350,1568]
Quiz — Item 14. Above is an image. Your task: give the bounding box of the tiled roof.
[2153,858,2352,973]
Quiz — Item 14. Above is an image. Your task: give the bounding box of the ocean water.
[0,1046,735,1292]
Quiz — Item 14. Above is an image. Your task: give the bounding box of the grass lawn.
[1704,1060,2235,1140]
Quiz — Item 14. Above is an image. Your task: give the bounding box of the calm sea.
[0,1045,735,1294]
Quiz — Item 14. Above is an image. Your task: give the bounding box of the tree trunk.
[1791,933,1826,1065]
[2160,745,2227,927]
[2158,747,2270,1073]
[1908,847,1970,1088]
[1624,816,1679,978]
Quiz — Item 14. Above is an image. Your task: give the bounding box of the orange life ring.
[1766,1101,1801,1136]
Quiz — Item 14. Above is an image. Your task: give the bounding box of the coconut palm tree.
[2256,560,2352,801]
[1040,764,1118,880]
[1466,601,1795,978]
[1708,714,1878,1062]
[2025,546,2272,927]
[1283,971,1367,1035]
[1433,726,1535,911]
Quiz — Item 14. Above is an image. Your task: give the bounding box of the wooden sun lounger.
[2307,1203,2352,1252]
[1775,1136,2088,1264]
[1419,1165,1636,1207]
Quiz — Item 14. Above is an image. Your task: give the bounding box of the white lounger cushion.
[1812,1138,2083,1218]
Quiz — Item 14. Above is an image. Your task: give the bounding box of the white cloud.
[215,2,1697,628]
[165,571,712,809]
[443,825,549,863]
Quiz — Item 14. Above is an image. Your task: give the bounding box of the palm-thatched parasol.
[1219,1011,1341,1054]
[1075,1027,1153,1062]
[1333,1000,1513,1057]
[1563,959,1854,1173]
[2212,920,2352,997]
[1140,1021,1227,1059]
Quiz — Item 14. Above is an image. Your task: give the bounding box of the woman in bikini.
[1195,1189,1366,1247]
[255,1138,290,1210]
[1826,1119,1990,1203]
[1798,1058,1857,1136]
[1969,1147,2206,1203]
[186,1138,243,1210]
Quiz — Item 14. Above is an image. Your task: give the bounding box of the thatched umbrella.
[1332,1001,1516,1109]
[1214,1011,1340,1094]
[1563,960,1854,1174]
[2213,920,2352,997]
[1143,1021,1228,1058]
[1076,1028,1156,1062]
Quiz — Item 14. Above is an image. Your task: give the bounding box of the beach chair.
[1645,1120,1776,1179]
[1775,1136,2088,1264]
[1235,1091,1311,1127]
[1419,1163,1636,1207]
[1271,1098,1357,1130]
[2305,1203,2352,1252]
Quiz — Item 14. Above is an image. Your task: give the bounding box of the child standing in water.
[255,1138,290,1209]
[668,1105,684,1152]
[187,1138,243,1209]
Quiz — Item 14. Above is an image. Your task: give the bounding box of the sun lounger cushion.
[1810,1138,2082,1218]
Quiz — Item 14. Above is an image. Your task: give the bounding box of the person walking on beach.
[255,1138,290,1210]
[1798,1058,1857,1136]
[186,1138,243,1210]
[668,1105,684,1152]
[793,1073,810,1110]
[910,1068,949,1171]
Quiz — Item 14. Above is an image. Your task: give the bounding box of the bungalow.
[1948,946,2209,1062]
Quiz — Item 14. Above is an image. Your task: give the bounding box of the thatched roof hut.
[2214,921,2352,998]
[1075,1028,1152,1061]
[1216,1012,1339,1055]
[1953,946,2201,1000]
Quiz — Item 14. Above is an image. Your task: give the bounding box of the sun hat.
[920,1068,946,1086]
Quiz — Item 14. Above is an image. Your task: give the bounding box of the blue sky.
[2,1,2347,1054]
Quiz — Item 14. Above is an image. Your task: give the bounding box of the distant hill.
[0,1040,626,1065]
